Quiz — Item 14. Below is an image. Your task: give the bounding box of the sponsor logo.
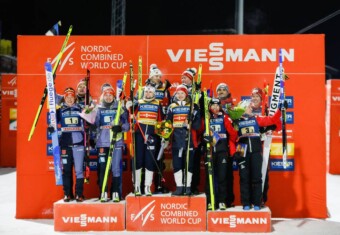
[210,215,268,228]
[1,89,17,98]
[47,144,53,156]
[167,45,294,71]
[270,159,294,171]
[130,200,156,226]
[270,143,294,156]
[7,76,17,86]
[332,96,340,102]
[62,214,118,227]
[286,112,294,124]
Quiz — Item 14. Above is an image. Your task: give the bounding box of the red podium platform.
[207,206,271,233]
[54,198,125,231]
[126,193,207,231]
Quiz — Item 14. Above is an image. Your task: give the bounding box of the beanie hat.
[182,67,197,80]
[101,83,113,92]
[251,87,263,99]
[209,98,221,106]
[77,78,86,89]
[144,85,156,94]
[64,87,75,98]
[175,84,188,96]
[149,64,162,78]
[216,83,229,93]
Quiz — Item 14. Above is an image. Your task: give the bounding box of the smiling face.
[251,93,262,108]
[181,75,192,86]
[175,90,187,101]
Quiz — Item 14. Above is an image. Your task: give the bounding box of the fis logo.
[130,200,156,226]
[7,76,17,86]
[48,42,75,72]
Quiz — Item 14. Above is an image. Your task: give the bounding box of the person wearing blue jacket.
[93,85,130,202]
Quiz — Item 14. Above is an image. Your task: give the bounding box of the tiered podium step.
[54,198,125,231]
[207,206,272,232]
[126,192,207,231]
[54,193,272,232]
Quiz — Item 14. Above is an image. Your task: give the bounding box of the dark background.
[1,0,340,78]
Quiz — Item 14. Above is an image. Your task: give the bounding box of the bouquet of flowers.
[228,99,250,120]
[155,120,173,139]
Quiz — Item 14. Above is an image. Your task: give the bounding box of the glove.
[203,134,213,143]
[164,79,172,90]
[162,106,168,115]
[111,125,122,133]
[47,125,55,133]
[233,152,244,161]
[161,138,169,148]
[125,100,133,110]
[195,82,201,90]
[89,139,96,149]
[279,100,288,110]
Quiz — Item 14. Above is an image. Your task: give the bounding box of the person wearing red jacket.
[203,98,238,210]
[233,96,282,211]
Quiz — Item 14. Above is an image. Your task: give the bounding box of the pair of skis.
[83,67,91,184]
[203,89,215,211]
[100,73,128,201]
[262,48,288,190]
[43,25,73,186]
[183,64,202,195]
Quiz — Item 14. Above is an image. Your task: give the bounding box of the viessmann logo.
[211,215,268,228]
[167,44,294,71]
[62,214,118,227]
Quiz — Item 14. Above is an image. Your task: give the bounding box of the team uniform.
[233,99,282,210]
[166,85,201,196]
[94,86,129,202]
[205,98,238,210]
[133,85,163,196]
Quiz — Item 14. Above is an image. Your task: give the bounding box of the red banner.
[16,34,326,219]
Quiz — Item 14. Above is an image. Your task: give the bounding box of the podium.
[126,193,207,231]
[54,198,125,231]
[207,206,271,232]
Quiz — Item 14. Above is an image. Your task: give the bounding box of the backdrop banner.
[16,34,326,219]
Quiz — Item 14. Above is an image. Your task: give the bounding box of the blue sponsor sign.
[89,159,98,171]
[270,159,294,171]
[286,112,294,124]
[285,96,294,108]
[47,143,53,156]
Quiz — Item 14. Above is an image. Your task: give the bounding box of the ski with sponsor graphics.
[45,62,63,186]
[28,25,73,141]
[279,48,288,169]
[101,73,127,202]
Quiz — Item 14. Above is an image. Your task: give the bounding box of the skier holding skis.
[144,64,172,194]
[133,85,163,196]
[172,67,203,195]
[216,82,236,208]
[92,85,130,202]
[203,98,238,210]
[233,91,282,211]
[165,84,201,196]
[250,87,281,207]
[49,87,86,202]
